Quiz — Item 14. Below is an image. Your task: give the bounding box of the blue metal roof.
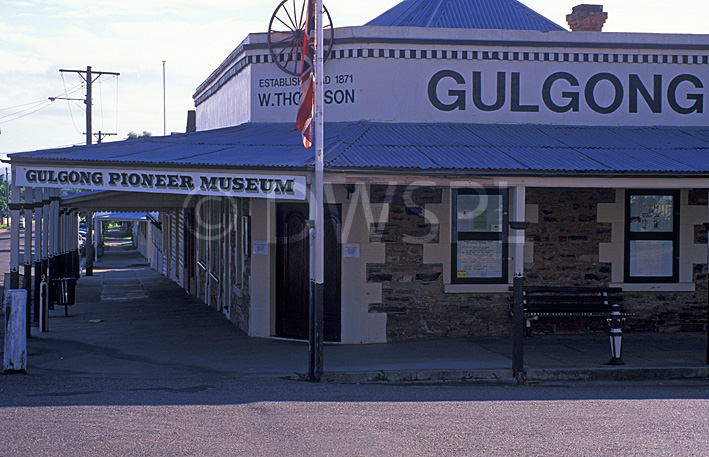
[10,122,709,175]
[366,0,566,32]
[95,211,149,221]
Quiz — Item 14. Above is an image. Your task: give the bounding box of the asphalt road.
[1,229,708,456]
[1,374,708,456]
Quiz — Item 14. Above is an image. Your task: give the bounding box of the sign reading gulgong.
[16,166,307,200]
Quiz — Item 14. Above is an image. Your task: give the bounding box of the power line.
[0,100,49,112]
[0,102,52,123]
[62,73,82,136]
[0,82,85,125]
[99,76,104,132]
[0,84,82,112]
[97,75,118,134]
[115,74,119,135]
[59,66,120,145]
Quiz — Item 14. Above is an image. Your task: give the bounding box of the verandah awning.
[8,121,709,175]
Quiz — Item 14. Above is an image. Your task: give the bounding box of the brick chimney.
[566,4,607,32]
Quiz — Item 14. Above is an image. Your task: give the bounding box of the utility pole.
[95,131,117,144]
[57,66,119,276]
[162,61,167,136]
[58,66,120,145]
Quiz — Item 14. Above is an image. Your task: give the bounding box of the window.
[452,188,508,284]
[624,190,679,283]
[196,196,223,276]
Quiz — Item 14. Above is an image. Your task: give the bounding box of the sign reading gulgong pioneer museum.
[16,166,307,200]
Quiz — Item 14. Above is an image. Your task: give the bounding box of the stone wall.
[366,184,511,341]
[524,187,707,334]
[526,187,615,286]
[622,189,708,333]
[526,187,615,333]
[230,198,251,333]
[365,185,708,340]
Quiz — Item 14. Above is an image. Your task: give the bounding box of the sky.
[1,0,708,160]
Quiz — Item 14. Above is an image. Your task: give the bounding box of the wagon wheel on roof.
[267,0,334,76]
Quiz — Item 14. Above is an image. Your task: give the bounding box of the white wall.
[248,197,276,337]
[336,184,387,344]
[196,66,252,131]
[195,26,709,129]
[245,184,388,343]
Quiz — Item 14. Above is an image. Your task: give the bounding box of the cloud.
[2,0,707,156]
[524,0,709,33]
[0,50,51,75]
[20,0,279,21]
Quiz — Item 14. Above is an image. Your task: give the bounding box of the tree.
[0,173,9,213]
[126,131,152,140]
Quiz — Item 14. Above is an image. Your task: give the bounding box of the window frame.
[451,188,509,284]
[624,189,680,283]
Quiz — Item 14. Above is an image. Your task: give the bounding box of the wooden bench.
[511,286,634,336]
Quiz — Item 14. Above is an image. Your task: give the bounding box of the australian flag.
[295,0,315,148]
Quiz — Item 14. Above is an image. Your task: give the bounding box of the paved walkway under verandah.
[3,248,708,384]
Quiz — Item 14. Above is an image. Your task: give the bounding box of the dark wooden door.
[322,205,342,341]
[276,203,341,341]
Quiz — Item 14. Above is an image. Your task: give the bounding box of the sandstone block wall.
[365,186,708,341]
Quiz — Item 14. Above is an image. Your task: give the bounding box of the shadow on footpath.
[1,250,708,407]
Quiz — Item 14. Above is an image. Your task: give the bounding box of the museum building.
[8,0,709,344]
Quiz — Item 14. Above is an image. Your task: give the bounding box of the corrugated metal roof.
[95,211,149,221]
[9,122,709,175]
[16,124,319,168]
[366,0,566,32]
[498,146,612,171]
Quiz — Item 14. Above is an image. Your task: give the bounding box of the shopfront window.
[452,188,508,284]
[625,190,679,282]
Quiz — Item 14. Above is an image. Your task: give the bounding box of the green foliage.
[0,172,9,213]
[64,188,89,195]
[126,131,152,140]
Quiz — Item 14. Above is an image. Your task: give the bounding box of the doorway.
[275,203,341,341]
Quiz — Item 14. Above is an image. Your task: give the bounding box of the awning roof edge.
[61,191,193,211]
[9,122,709,175]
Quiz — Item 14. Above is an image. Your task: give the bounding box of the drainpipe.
[510,186,529,384]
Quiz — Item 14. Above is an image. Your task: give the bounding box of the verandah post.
[23,187,33,337]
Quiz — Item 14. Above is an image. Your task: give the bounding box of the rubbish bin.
[52,277,78,317]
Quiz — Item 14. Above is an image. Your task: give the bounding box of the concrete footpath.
[3,249,709,384]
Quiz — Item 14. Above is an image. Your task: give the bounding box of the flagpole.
[308,0,325,382]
